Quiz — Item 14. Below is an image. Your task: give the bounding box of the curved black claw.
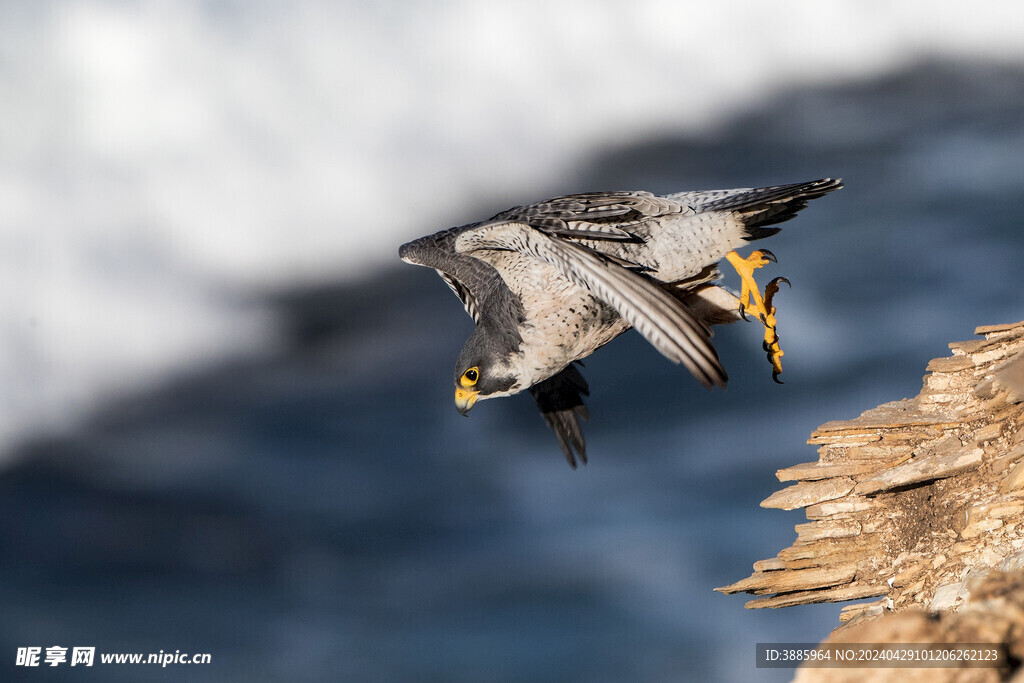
[769,276,791,289]
[760,249,777,264]
[762,339,770,352]
[738,302,750,322]
[772,370,784,384]
[759,313,769,326]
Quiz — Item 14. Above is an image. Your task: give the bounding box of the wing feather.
[435,269,480,323]
[400,228,504,325]
[493,191,684,242]
[529,364,590,468]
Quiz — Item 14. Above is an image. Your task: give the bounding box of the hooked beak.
[455,386,479,416]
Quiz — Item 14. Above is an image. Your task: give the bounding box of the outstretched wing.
[454,220,727,388]
[434,269,480,323]
[399,227,503,324]
[529,364,590,468]
[492,191,681,243]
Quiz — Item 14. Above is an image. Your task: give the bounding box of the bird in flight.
[400,178,842,467]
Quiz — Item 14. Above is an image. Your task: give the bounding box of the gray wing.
[399,226,511,326]
[435,269,480,323]
[492,191,683,242]
[529,363,590,469]
[454,221,727,388]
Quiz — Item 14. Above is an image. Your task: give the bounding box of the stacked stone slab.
[717,321,1024,625]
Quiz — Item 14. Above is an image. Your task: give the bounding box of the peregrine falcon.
[400,178,842,467]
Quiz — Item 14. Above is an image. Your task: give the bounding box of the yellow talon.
[725,250,787,382]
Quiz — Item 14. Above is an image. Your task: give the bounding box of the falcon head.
[453,326,518,415]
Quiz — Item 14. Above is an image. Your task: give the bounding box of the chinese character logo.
[16,647,41,667]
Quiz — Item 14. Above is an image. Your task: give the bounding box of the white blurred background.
[5,0,1024,457]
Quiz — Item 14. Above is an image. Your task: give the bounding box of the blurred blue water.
[3,62,1024,681]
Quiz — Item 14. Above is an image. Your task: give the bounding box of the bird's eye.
[461,367,479,387]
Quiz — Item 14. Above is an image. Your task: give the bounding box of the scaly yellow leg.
[725,249,789,383]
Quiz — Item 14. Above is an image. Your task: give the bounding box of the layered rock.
[718,321,1024,622]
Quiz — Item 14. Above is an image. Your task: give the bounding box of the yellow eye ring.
[460,367,479,387]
